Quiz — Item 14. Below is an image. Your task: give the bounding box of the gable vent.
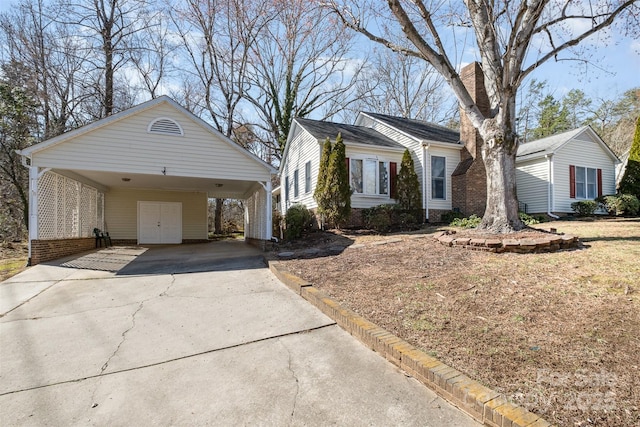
[148,117,184,136]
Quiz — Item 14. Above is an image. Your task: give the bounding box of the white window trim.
[350,156,390,197]
[574,166,598,200]
[430,155,446,201]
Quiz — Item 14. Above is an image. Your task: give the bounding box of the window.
[572,166,600,199]
[293,169,299,198]
[350,158,389,195]
[305,161,311,193]
[431,156,446,200]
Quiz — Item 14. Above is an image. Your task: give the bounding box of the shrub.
[519,212,540,225]
[272,209,284,238]
[570,200,598,216]
[440,210,464,224]
[598,194,640,216]
[396,149,421,208]
[285,204,315,239]
[450,214,481,228]
[362,205,393,232]
[362,204,423,232]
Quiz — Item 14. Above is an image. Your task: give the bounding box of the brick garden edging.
[269,261,551,427]
[433,230,580,253]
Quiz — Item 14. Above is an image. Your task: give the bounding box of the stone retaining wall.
[433,230,580,253]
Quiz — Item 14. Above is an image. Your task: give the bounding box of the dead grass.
[277,218,640,427]
[0,242,28,282]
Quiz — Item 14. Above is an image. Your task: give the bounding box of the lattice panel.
[65,178,79,237]
[245,186,268,240]
[37,172,58,239]
[97,193,104,231]
[37,171,104,239]
[80,186,97,237]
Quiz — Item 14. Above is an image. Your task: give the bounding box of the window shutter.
[390,162,398,199]
[569,165,576,198]
[597,168,603,197]
[345,157,350,181]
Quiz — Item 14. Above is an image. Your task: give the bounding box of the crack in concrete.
[279,340,300,425]
[100,301,145,374]
[0,323,337,397]
[0,280,63,318]
[99,274,176,374]
[1,302,142,324]
[159,274,176,297]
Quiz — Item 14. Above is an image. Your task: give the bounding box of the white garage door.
[138,202,182,244]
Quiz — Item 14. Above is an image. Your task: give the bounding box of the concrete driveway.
[0,241,479,426]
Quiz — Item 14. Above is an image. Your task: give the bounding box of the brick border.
[433,230,580,253]
[269,261,551,427]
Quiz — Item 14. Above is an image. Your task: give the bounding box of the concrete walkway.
[0,241,479,426]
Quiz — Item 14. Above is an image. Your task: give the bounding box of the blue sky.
[1,1,637,104]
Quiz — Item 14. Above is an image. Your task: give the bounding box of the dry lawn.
[275,218,640,427]
[0,242,28,282]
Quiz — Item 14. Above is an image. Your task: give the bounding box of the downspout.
[422,142,429,222]
[546,154,559,219]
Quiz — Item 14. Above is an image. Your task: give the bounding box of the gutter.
[545,154,559,219]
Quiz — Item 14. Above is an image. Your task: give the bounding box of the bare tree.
[126,11,177,99]
[345,47,455,124]
[328,0,639,232]
[0,0,94,138]
[171,0,270,233]
[0,63,38,238]
[58,0,155,117]
[246,0,364,159]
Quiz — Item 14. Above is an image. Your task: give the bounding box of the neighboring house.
[18,96,276,265]
[516,126,620,215]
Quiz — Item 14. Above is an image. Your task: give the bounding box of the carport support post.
[27,167,39,263]
[259,181,273,241]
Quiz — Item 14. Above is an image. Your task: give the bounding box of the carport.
[18,96,276,265]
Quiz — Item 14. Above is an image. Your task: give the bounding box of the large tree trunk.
[214,198,224,234]
[479,119,524,233]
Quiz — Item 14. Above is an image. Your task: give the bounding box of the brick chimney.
[451,62,489,216]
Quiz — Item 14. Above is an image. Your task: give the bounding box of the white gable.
[26,99,273,182]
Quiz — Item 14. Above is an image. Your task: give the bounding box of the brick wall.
[452,62,489,217]
[31,238,95,265]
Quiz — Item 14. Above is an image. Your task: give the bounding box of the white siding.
[357,116,424,191]
[281,132,321,215]
[105,188,207,240]
[553,136,617,213]
[516,158,549,214]
[426,147,460,210]
[32,102,271,182]
[346,146,404,209]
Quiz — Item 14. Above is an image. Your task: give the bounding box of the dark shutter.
[597,168,603,197]
[569,165,576,199]
[345,157,350,180]
[390,162,398,199]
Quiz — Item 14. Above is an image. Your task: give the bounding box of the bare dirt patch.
[273,218,640,427]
